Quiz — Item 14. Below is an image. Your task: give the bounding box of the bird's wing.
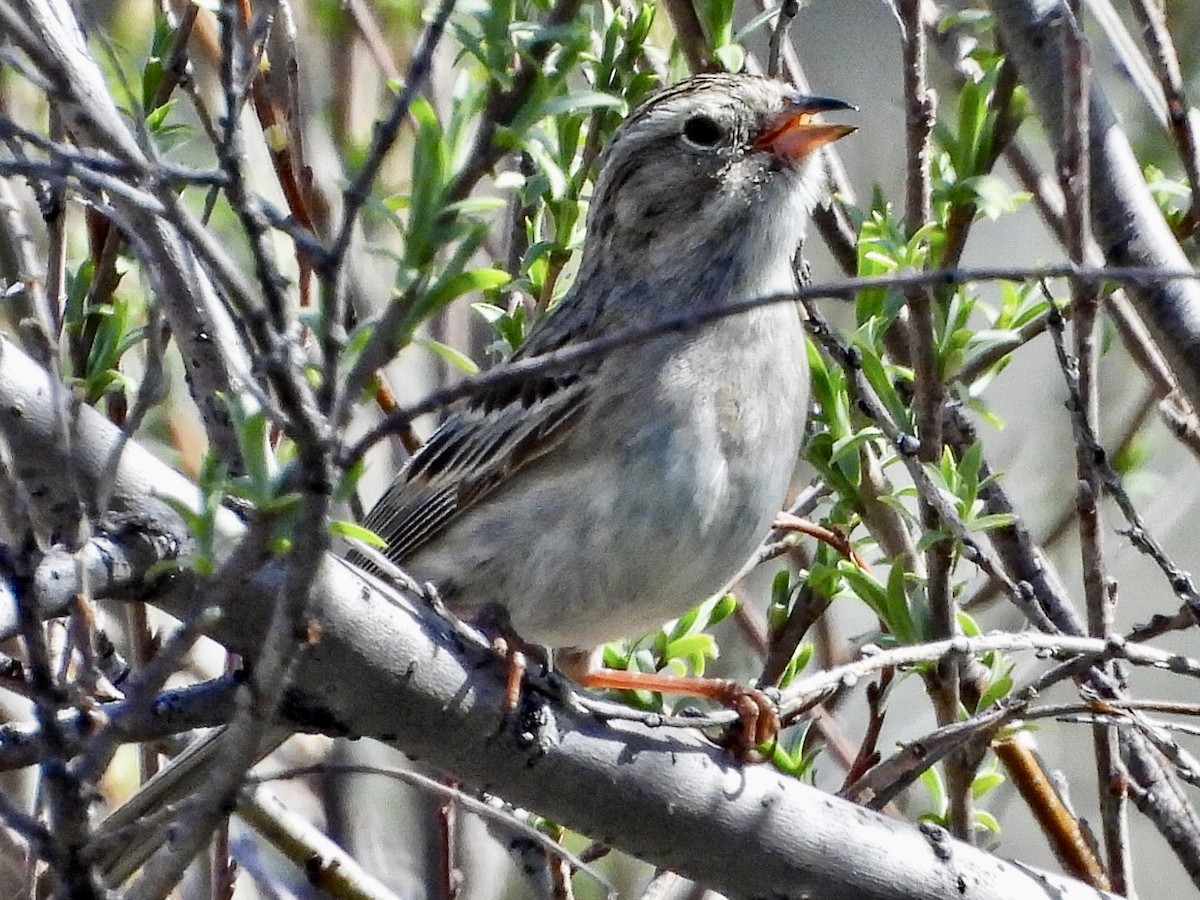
[358,309,601,568]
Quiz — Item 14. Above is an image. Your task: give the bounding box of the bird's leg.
[485,635,528,714]
[472,603,554,714]
[475,610,524,710]
[561,654,780,760]
[504,648,527,714]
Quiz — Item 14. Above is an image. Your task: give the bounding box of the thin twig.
[1045,306,1200,626]
[255,764,616,898]
[1121,728,1200,887]
[324,0,457,424]
[1127,0,1200,235]
[1084,0,1166,125]
[440,0,583,207]
[239,786,401,900]
[766,0,798,78]
[322,0,456,408]
[661,0,714,73]
[3,557,99,897]
[900,0,967,838]
[779,631,1200,718]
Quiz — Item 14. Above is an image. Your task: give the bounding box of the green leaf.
[142,57,165,113]
[410,264,510,334]
[470,302,507,324]
[767,719,822,780]
[336,457,366,505]
[938,9,993,32]
[916,527,953,552]
[226,401,273,501]
[707,593,739,627]
[962,174,1029,219]
[145,98,177,132]
[920,766,948,819]
[697,0,736,45]
[973,810,1002,835]
[972,770,1006,799]
[777,642,813,689]
[63,259,95,341]
[663,633,717,672]
[416,337,480,375]
[975,674,1013,711]
[404,96,448,262]
[441,196,508,216]
[735,6,785,41]
[713,43,745,73]
[523,138,569,199]
[830,427,886,469]
[331,520,388,548]
[536,90,624,119]
[888,556,923,642]
[767,569,794,633]
[964,513,1016,533]
[840,562,917,643]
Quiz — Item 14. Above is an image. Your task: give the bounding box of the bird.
[355,72,854,741]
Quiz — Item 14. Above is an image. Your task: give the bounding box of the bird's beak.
[753,96,856,162]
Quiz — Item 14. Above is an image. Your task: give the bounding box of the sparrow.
[355,72,854,725]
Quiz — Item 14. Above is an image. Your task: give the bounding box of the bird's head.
[581,73,855,293]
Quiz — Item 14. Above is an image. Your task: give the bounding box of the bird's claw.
[718,683,781,762]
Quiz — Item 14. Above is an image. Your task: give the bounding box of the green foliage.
[80,297,144,404]
[696,0,744,71]
[224,407,299,560]
[361,0,661,365]
[855,203,937,323]
[1145,164,1193,233]
[765,718,822,781]
[919,760,1006,839]
[761,565,829,689]
[140,11,175,112]
[841,559,930,645]
[790,27,1062,796]
[931,48,1029,224]
[765,569,794,637]
[886,443,1017,559]
[62,261,144,404]
[472,300,531,357]
[160,454,229,579]
[954,280,1054,393]
[330,519,389,548]
[156,403,314,575]
[957,612,1016,713]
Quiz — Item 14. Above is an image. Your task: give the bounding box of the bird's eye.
[682,115,724,147]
